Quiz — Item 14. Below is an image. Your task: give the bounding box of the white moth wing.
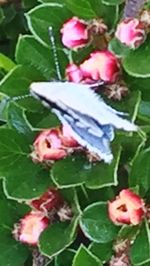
[30,81,137,132]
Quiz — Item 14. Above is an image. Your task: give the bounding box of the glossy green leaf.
[0,53,16,72]
[85,146,121,189]
[72,244,103,266]
[51,154,90,188]
[3,161,52,200]
[123,37,150,77]
[80,202,118,243]
[7,102,33,137]
[64,0,118,27]
[0,128,51,199]
[0,65,44,97]
[130,221,150,265]
[26,3,72,46]
[39,217,79,257]
[89,242,113,263]
[129,147,150,194]
[16,35,55,79]
[56,249,75,266]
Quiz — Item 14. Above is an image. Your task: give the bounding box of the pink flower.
[115,18,146,49]
[14,212,49,245]
[31,188,63,212]
[32,128,67,162]
[80,51,120,84]
[108,189,145,225]
[60,124,79,147]
[61,17,89,49]
[65,63,83,83]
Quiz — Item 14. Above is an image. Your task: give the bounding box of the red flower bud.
[13,212,49,245]
[108,189,145,225]
[80,50,120,84]
[115,18,146,49]
[32,128,67,162]
[61,17,89,49]
[31,188,63,212]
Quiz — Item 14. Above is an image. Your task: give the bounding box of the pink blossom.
[80,50,120,83]
[61,17,89,49]
[32,128,67,162]
[108,189,145,225]
[115,18,146,49]
[15,212,49,245]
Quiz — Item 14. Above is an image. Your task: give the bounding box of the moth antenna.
[123,0,146,18]
[48,26,62,81]
[12,94,31,101]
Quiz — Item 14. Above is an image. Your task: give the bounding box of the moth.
[30,81,137,163]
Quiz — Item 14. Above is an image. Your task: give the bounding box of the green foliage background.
[0,0,150,265]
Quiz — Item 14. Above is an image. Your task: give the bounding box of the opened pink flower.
[115,18,146,49]
[32,128,67,162]
[108,189,145,225]
[14,212,49,245]
[80,50,120,84]
[61,17,89,49]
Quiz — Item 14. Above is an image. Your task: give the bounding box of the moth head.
[30,82,60,103]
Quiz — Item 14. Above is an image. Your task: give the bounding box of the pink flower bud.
[32,128,67,162]
[14,212,49,245]
[65,63,83,83]
[60,124,79,147]
[80,51,120,83]
[108,189,145,225]
[31,188,63,212]
[61,17,89,49]
[115,18,146,49]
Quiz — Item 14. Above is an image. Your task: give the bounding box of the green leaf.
[64,0,118,28]
[124,73,150,101]
[80,202,118,243]
[7,102,33,137]
[109,38,130,58]
[3,161,52,200]
[56,249,75,266]
[0,65,44,97]
[0,53,16,72]
[89,242,113,263]
[123,36,150,77]
[26,3,72,46]
[129,147,150,195]
[0,128,30,176]
[15,35,56,79]
[51,154,90,188]
[85,146,121,189]
[138,101,150,121]
[72,244,103,266]
[130,221,150,265]
[63,0,96,18]
[0,128,51,199]
[39,217,79,257]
